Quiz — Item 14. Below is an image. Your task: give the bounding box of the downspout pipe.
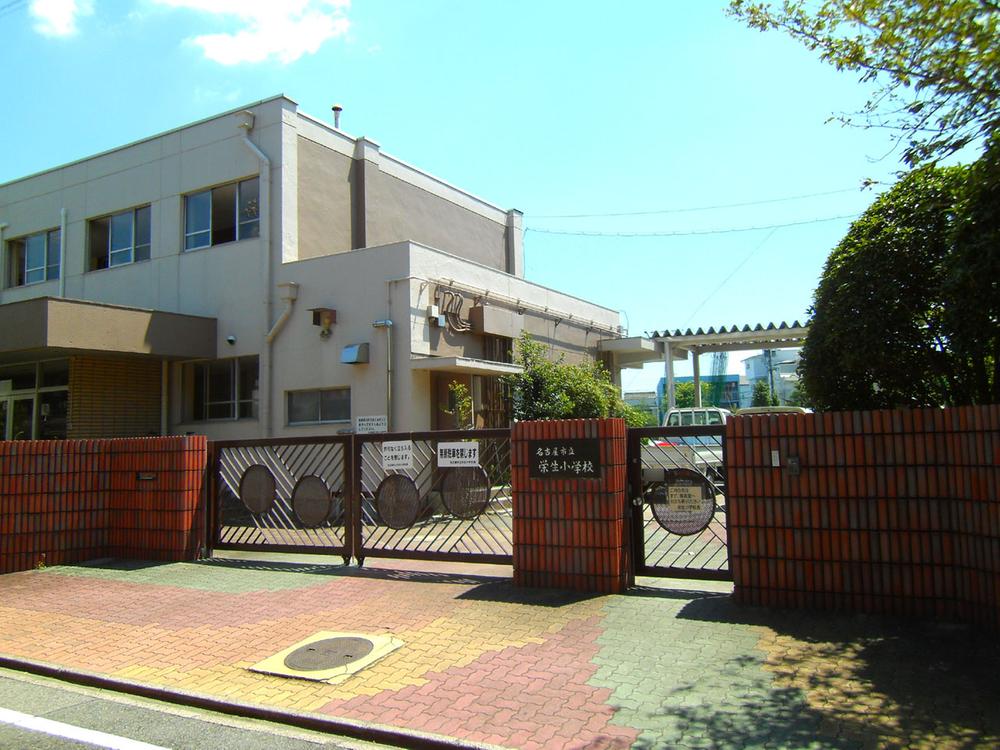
[240,124,272,436]
[58,208,67,297]
[266,282,299,343]
[372,319,393,430]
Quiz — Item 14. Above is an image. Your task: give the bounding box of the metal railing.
[352,429,512,565]
[628,425,731,580]
[210,429,512,566]
[211,436,352,561]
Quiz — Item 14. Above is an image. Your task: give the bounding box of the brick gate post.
[511,418,632,593]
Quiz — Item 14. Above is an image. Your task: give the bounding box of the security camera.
[226,335,237,345]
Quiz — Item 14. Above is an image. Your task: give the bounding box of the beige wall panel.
[68,356,161,438]
[366,170,506,270]
[84,138,163,182]
[296,137,353,259]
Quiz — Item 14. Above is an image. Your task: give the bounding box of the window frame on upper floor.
[87,204,152,271]
[6,228,60,288]
[183,176,260,252]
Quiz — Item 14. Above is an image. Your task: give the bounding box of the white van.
[661,407,732,428]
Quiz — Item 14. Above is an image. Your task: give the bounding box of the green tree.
[503,333,647,426]
[751,379,778,407]
[785,380,811,408]
[672,381,714,409]
[727,1,1000,165]
[441,380,474,429]
[941,135,1000,403]
[800,149,1000,409]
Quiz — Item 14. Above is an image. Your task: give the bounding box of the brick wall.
[68,357,162,438]
[726,405,1000,630]
[0,436,207,574]
[511,418,631,593]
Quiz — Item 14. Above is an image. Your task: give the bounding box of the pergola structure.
[598,321,810,412]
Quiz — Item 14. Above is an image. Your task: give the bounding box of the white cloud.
[153,0,350,65]
[30,0,93,37]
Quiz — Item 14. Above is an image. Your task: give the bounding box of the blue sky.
[1,0,910,391]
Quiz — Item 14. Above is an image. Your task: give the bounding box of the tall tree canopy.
[728,1,1000,165]
[800,138,1000,409]
[503,333,646,425]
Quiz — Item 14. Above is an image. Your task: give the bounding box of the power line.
[0,0,28,19]
[526,213,860,238]
[681,228,779,328]
[530,186,872,219]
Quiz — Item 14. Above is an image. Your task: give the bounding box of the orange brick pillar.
[511,418,632,593]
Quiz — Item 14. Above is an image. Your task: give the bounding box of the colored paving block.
[1,561,998,749]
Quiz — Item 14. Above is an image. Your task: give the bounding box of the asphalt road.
[0,668,392,750]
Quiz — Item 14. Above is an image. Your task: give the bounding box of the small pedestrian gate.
[210,425,729,580]
[627,425,731,580]
[210,429,513,566]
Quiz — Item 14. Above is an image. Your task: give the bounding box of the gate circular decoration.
[440,466,490,519]
[292,475,333,528]
[648,467,715,535]
[239,464,276,515]
[375,474,420,529]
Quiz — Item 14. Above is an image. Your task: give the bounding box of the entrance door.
[1,397,34,440]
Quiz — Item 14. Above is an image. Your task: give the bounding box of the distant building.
[742,349,801,403]
[623,390,658,425]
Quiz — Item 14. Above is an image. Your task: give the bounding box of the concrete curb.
[0,654,509,750]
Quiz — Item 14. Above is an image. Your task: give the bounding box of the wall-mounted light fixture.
[309,307,337,339]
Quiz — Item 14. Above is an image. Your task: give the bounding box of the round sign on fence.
[291,475,333,528]
[648,468,715,536]
[375,474,421,530]
[441,466,490,519]
[239,464,276,516]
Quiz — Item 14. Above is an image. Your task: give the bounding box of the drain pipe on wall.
[372,319,393,431]
[238,112,273,436]
[58,208,67,297]
[266,282,299,343]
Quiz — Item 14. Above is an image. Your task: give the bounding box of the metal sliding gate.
[627,425,731,580]
[210,426,727,579]
[210,429,513,566]
[211,436,353,562]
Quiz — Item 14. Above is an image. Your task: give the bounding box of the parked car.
[735,406,812,415]
[643,407,731,487]
[661,407,732,427]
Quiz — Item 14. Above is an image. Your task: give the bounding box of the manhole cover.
[283,637,375,671]
[240,465,276,515]
[292,475,332,528]
[441,466,489,519]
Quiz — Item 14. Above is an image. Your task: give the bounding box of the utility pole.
[766,349,776,402]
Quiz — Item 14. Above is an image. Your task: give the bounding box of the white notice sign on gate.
[437,441,480,467]
[381,440,413,471]
[355,415,388,434]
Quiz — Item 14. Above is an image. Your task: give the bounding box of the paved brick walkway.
[0,557,997,749]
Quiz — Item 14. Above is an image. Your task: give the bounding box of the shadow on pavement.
[455,580,602,606]
[194,556,499,586]
[673,596,1000,749]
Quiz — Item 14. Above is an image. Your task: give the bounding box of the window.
[184,177,259,250]
[0,360,69,440]
[89,206,151,270]
[190,356,258,421]
[287,388,350,425]
[7,229,60,287]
